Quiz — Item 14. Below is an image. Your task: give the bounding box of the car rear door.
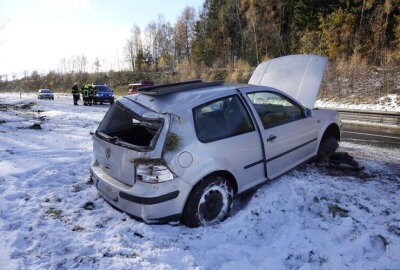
[239,87,318,179]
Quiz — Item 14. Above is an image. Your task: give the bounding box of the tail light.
[136,164,175,183]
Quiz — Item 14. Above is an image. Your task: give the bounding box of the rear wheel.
[182,176,233,227]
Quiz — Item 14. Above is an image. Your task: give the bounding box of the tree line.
[1,0,399,100]
[125,0,400,70]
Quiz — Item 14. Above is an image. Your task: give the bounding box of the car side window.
[194,95,255,143]
[247,92,304,129]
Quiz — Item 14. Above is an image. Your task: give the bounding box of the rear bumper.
[90,159,191,223]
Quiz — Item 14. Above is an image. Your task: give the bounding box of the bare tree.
[58,58,67,74]
[146,21,158,69]
[125,24,142,71]
[175,7,196,63]
[93,57,101,73]
[157,16,174,69]
[125,38,135,71]
[75,55,87,73]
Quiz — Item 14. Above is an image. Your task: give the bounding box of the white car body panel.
[239,86,319,179]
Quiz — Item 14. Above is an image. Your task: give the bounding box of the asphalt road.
[342,124,400,149]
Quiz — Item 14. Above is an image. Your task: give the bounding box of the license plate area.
[96,178,118,202]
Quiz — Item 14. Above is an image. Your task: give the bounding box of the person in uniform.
[82,84,89,106]
[71,82,80,105]
[88,84,94,106]
[92,85,98,105]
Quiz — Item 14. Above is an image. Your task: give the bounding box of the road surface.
[342,124,400,149]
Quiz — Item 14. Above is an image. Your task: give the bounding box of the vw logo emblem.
[105,147,111,159]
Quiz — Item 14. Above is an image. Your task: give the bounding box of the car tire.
[110,99,114,105]
[182,176,233,227]
[318,136,339,157]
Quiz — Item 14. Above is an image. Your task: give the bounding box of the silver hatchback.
[37,89,54,100]
[90,55,341,227]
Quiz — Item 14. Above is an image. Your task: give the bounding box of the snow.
[316,94,399,112]
[0,92,399,269]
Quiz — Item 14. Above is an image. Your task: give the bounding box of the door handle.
[267,135,277,142]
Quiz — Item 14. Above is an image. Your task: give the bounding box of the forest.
[1,0,400,103]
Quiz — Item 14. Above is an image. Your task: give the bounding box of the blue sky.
[0,0,204,77]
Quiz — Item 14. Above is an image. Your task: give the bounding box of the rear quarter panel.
[163,106,264,196]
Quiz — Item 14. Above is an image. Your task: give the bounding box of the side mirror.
[305,108,313,117]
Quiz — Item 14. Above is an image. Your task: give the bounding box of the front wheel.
[182,176,233,227]
[318,136,339,157]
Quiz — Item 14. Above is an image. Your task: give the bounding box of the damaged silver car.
[90,54,341,227]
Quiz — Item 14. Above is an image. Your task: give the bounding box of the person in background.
[72,82,80,105]
[92,85,98,105]
[88,84,94,106]
[82,84,89,106]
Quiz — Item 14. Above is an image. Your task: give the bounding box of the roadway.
[341,124,400,148]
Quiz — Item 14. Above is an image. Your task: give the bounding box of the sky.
[0,0,204,78]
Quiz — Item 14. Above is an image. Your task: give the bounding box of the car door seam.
[243,137,317,169]
[236,88,268,179]
[265,138,317,163]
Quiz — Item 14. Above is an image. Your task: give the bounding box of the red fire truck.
[127,81,155,95]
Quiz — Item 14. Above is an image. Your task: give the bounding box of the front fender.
[313,109,341,146]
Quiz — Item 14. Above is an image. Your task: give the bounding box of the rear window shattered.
[96,102,163,151]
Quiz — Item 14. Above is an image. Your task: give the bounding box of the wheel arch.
[321,123,341,142]
[181,169,237,227]
[317,123,341,157]
[182,169,239,209]
[205,170,238,195]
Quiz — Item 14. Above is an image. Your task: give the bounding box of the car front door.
[239,87,319,179]
[192,94,267,193]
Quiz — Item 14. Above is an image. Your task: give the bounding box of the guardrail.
[316,107,400,127]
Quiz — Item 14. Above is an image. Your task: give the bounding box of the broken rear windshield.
[96,102,163,151]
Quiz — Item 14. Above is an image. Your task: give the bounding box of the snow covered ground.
[0,92,399,270]
[315,94,399,112]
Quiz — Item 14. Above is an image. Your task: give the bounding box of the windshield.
[95,85,112,92]
[40,89,51,93]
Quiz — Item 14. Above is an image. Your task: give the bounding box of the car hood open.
[248,54,328,108]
